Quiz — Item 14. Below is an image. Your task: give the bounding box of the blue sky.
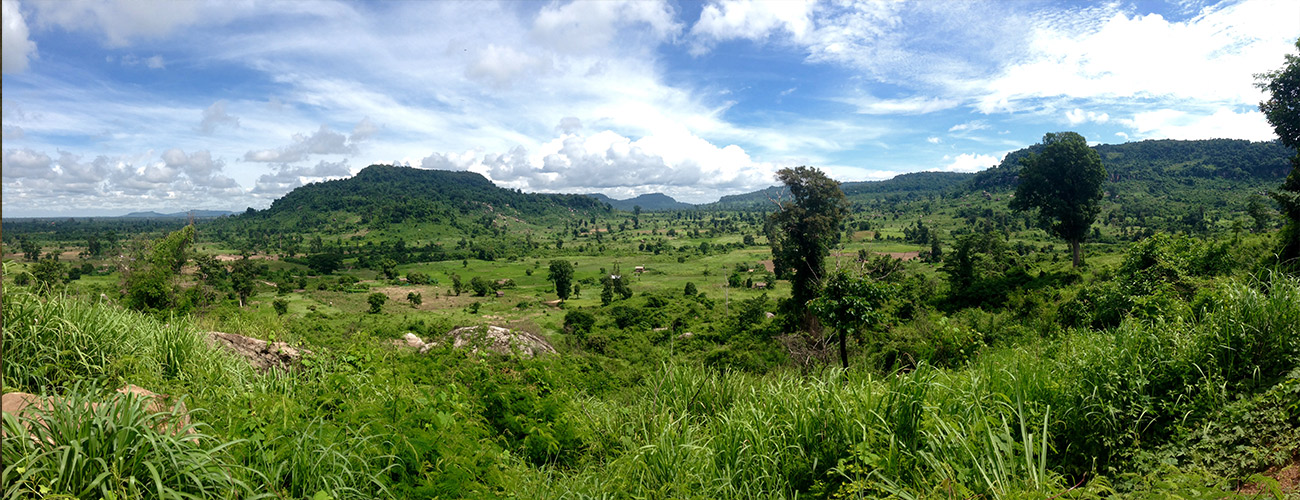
[2,0,1297,216]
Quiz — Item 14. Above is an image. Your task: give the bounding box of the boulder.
[445,325,555,358]
[395,332,426,349]
[205,331,308,372]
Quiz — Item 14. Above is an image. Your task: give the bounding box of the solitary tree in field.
[1010,132,1106,268]
[1257,38,1300,269]
[367,292,387,314]
[548,259,574,301]
[810,268,892,369]
[767,166,849,332]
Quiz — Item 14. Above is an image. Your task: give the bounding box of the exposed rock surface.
[447,325,556,357]
[394,326,555,358]
[205,331,308,372]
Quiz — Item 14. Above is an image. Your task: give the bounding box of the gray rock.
[205,331,308,372]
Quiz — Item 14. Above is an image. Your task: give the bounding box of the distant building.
[634,266,645,273]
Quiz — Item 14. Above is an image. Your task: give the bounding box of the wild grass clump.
[1,385,259,499]
[2,290,250,393]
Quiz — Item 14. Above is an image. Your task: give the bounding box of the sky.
[2,0,1297,217]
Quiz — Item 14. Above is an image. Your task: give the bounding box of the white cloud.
[3,148,53,178]
[1120,107,1276,141]
[949,120,989,132]
[199,100,239,134]
[941,152,1001,172]
[30,0,220,47]
[976,0,1299,112]
[926,136,940,144]
[244,125,358,163]
[689,0,816,54]
[845,95,958,115]
[532,0,680,54]
[349,117,378,143]
[1065,108,1110,125]
[253,160,352,194]
[2,0,37,73]
[465,44,554,89]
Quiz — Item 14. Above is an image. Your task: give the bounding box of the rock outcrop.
[205,331,308,372]
[394,326,555,358]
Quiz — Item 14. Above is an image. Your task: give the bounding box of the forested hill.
[969,138,1293,190]
[585,192,694,211]
[230,164,612,233]
[706,171,973,210]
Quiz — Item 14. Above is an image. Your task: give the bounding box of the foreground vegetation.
[4,220,1299,498]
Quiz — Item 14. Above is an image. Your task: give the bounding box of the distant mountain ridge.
[584,192,694,211]
[121,210,236,218]
[708,138,1292,209]
[969,138,1292,190]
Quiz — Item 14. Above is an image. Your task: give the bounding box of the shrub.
[367,293,386,314]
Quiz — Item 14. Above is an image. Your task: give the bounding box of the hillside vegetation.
[3,135,1300,498]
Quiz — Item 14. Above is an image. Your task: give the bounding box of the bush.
[273,298,289,315]
[367,293,386,314]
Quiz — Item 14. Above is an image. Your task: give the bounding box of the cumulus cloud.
[976,0,1299,112]
[941,153,1002,172]
[419,151,477,171]
[1065,108,1110,125]
[160,148,228,184]
[1119,107,1276,141]
[555,117,583,135]
[2,0,38,73]
[465,44,554,89]
[462,128,775,202]
[3,148,54,178]
[926,137,941,144]
[244,125,357,163]
[689,0,816,54]
[349,117,378,143]
[199,100,239,134]
[253,159,352,194]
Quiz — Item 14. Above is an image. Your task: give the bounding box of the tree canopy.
[548,259,575,301]
[1257,37,1300,268]
[1010,132,1106,267]
[767,166,849,332]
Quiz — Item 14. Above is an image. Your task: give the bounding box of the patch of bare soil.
[214,254,279,262]
[1238,456,1300,496]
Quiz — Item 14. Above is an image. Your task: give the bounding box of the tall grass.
[2,290,251,393]
[2,289,402,499]
[2,385,260,499]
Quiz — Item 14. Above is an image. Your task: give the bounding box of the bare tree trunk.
[1071,240,1082,268]
[838,331,848,369]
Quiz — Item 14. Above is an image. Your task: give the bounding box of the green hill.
[585,192,694,211]
[969,139,1292,191]
[220,165,611,234]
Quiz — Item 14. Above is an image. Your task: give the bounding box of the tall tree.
[548,259,575,301]
[767,166,849,332]
[1257,38,1300,268]
[810,268,892,369]
[1010,132,1106,267]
